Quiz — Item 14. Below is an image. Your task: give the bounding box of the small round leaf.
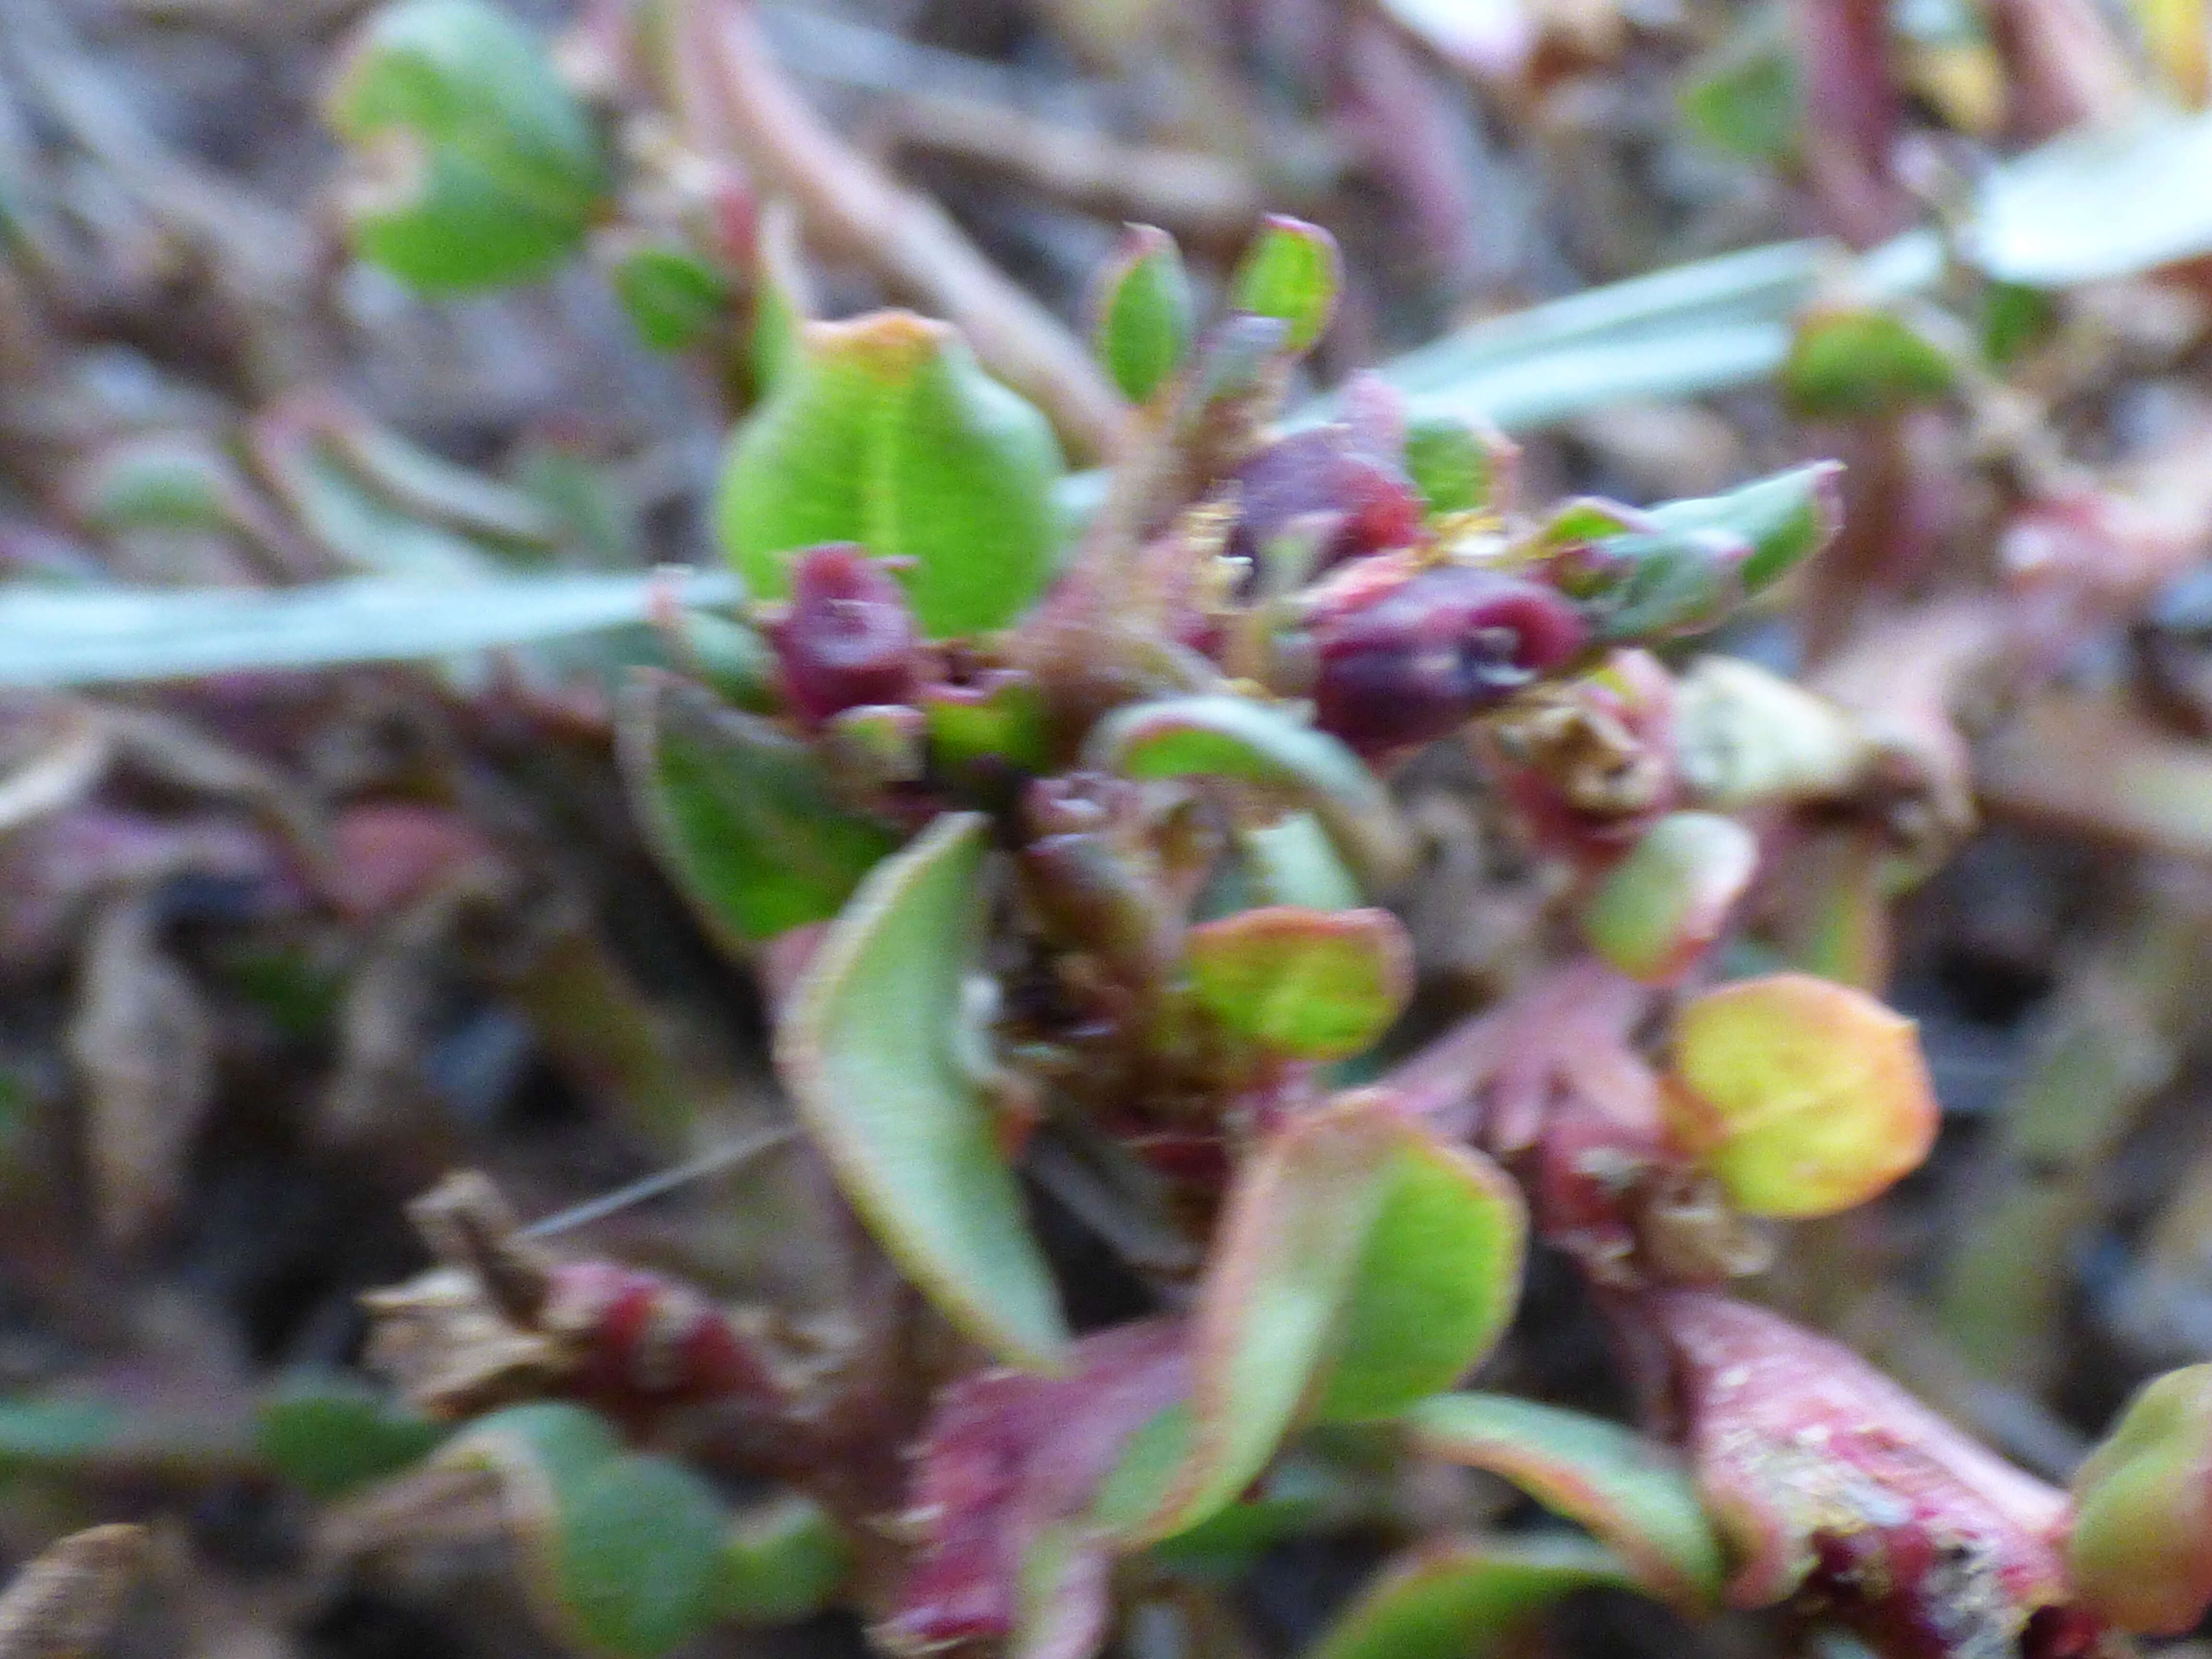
[325,0,610,292]
[1186,906,1413,1061]
[2069,1364,2212,1634]
[1662,973,1938,1218]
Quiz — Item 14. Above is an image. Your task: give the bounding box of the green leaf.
[325,0,609,292]
[1229,216,1342,354]
[777,812,1070,1371]
[559,1457,730,1657]
[1117,1099,1523,1541]
[613,243,733,353]
[1092,226,1194,405]
[1186,907,1413,1062]
[1312,1126,1526,1422]
[1402,417,1509,518]
[1084,695,1414,895]
[1981,282,2053,367]
[1238,813,1364,911]
[922,671,1051,774]
[715,310,1066,638]
[1308,1536,1642,1659]
[442,1403,728,1659]
[1405,1394,1727,1611]
[715,1492,852,1624]
[1783,309,1956,420]
[618,672,899,949]
[0,571,739,687]
[1680,7,1802,163]
[1963,105,2212,286]
[2068,1364,2212,1635]
[1579,811,1759,984]
[1646,462,1842,594]
[256,1370,444,1500]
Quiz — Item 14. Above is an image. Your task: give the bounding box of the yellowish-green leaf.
[1092,226,1194,405]
[1662,973,1938,1218]
[2068,1364,2212,1635]
[1229,216,1342,354]
[1186,907,1413,1061]
[1580,812,1759,984]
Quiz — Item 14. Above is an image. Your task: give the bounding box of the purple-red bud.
[1228,428,1426,576]
[1311,566,1589,757]
[769,544,920,724]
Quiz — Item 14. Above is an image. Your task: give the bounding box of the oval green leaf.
[439,1402,729,1659]
[1783,309,1956,420]
[715,1492,852,1624]
[1579,811,1759,985]
[618,672,899,950]
[1312,1121,1526,1422]
[1116,1099,1524,1541]
[1229,216,1343,354]
[325,0,609,292]
[1092,226,1194,405]
[2068,1364,2212,1635]
[1403,416,1511,519]
[257,1370,444,1500]
[715,311,1066,638]
[776,811,1070,1371]
[1405,1393,1727,1612]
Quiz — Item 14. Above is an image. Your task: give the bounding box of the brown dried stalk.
[0,1525,147,1659]
[882,94,1263,245]
[673,0,1129,463]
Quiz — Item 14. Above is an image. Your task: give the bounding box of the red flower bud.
[770,544,920,724]
[542,1260,782,1419]
[1228,427,1425,576]
[1310,565,1589,757]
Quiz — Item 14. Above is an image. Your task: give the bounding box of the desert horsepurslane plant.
[279,7,2212,1659]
